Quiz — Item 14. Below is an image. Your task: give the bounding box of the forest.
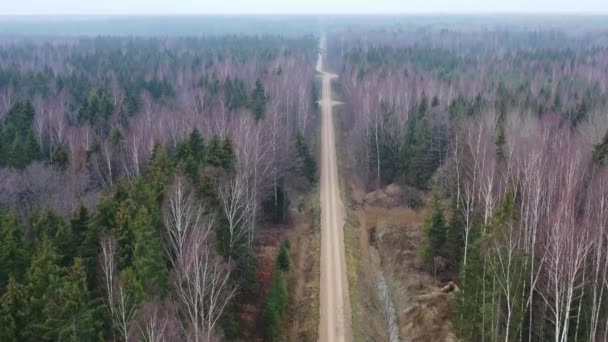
[327,22,608,341]
[0,32,319,341]
[2,14,608,342]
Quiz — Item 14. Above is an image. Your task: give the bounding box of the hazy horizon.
[2,0,608,16]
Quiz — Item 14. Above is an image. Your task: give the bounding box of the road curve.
[317,34,352,342]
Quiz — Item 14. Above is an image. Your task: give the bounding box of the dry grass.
[355,185,456,342]
[284,186,321,342]
[333,104,392,341]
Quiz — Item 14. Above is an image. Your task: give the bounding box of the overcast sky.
[2,0,608,15]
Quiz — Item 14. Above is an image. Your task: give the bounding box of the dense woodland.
[328,25,608,341]
[3,16,608,342]
[0,34,318,340]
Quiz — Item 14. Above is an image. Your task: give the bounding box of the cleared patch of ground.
[349,178,456,342]
[285,186,321,341]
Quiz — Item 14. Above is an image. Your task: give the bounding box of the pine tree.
[295,132,317,183]
[50,143,69,169]
[453,238,485,340]
[277,240,290,272]
[25,130,42,164]
[146,144,172,204]
[42,258,104,341]
[495,109,507,160]
[0,277,29,341]
[431,95,440,107]
[25,236,65,340]
[109,127,123,147]
[422,189,446,267]
[132,206,168,297]
[445,196,465,267]
[6,100,35,135]
[263,270,288,342]
[552,93,562,111]
[0,212,28,290]
[31,209,75,266]
[249,78,268,121]
[81,195,115,289]
[403,94,434,188]
[220,137,235,172]
[495,125,507,160]
[592,130,608,165]
[115,199,136,270]
[206,135,223,167]
[1,100,41,168]
[70,204,90,253]
[188,128,205,164]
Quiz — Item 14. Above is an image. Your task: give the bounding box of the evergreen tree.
[0,277,29,341]
[132,206,168,297]
[311,81,319,112]
[445,196,465,267]
[109,127,123,147]
[118,267,145,314]
[0,100,41,168]
[50,143,69,169]
[206,136,223,167]
[146,144,172,205]
[495,108,507,160]
[453,193,519,342]
[188,128,205,164]
[78,88,115,126]
[42,258,103,341]
[0,213,28,290]
[220,137,235,171]
[277,240,290,272]
[422,189,446,266]
[124,93,139,116]
[495,125,507,160]
[115,199,136,270]
[431,95,440,107]
[70,204,90,252]
[453,237,486,341]
[295,132,317,182]
[25,236,65,340]
[249,78,268,121]
[81,196,114,289]
[592,130,608,165]
[552,93,562,112]
[24,130,42,164]
[224,77,249,111]
[263,270,288,342]
[31,209,75,267]
[403,94,434,188]
[4,100,35,135]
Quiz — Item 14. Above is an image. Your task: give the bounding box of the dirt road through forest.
[317,35,352,342]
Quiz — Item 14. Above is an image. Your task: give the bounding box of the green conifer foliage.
[132,207,168,297]
[249,78,268,121]
[42,258,103,341]
[295,132,317,183]
[422,189,446,267]
[25,236,65,340]
[0,277,29,341]
[0,213,28,290]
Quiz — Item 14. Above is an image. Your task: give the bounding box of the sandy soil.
[317,35,352,342]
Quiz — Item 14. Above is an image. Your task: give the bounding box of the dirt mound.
[385,183,403,197]
[363,184,403,208]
